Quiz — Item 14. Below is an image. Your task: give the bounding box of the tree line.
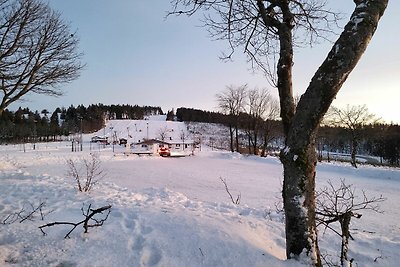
[175,105,400,167]
[0,104,163,143]
[2,102,398,167]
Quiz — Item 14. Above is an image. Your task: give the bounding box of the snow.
[0,139,399,266]
[283,146,290,155]
[352,17,364,30]
[95,119,193,144]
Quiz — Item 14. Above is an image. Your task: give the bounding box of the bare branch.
[39,204,112,238]
[2,200,50,224]
[219,177,241,205]
[168,0,340,87]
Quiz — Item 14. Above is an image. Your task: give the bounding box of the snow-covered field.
[0,141,399,267]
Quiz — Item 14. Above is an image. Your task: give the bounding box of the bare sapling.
[316,179,385,266]
[39,203,112,238]
[219,177,241,205]
[66,154,105,192]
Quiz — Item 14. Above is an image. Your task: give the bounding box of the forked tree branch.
[39,204,112,238]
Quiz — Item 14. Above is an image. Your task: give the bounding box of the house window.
[176,144,180,148]
[141,144,148,148]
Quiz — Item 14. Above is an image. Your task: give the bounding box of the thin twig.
[219,177,241,205]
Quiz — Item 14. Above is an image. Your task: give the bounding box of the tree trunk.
[351,135,358,168]
[248,134,252,154]
[261,133,268,157]
[253,128,258,155]
[235,125,239,152]
[327,145,331,163]
[281,137,321,265]
[275,4,323,262]
[340,212,352,267]
[229,124,234,152]
[279,2,387,264]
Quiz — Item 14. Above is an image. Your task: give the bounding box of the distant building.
[92,116,195,156]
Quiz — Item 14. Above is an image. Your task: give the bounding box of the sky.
[10,0,400,124]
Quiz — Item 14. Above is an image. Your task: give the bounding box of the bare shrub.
[316,179,385,266]
[66,154,105,192]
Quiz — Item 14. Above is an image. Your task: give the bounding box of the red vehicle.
[158,146,171,157]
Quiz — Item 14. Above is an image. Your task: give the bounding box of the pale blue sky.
[13,0,400,124]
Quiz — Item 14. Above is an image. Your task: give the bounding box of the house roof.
[135,139,170,145]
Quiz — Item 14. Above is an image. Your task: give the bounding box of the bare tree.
[246,87,279,155]
[158,125,170,141]
[260,99,280,157]
[0,0,83,115]
[179,129,190,150]
[170,0,388,265]
[316,179,385,266]
[326,105,380,168]
[216,84,247,152]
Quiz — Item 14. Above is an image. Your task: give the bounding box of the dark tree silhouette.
[0,0,84,115]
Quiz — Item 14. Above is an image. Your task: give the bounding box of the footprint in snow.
[131,235,145,251]
[140,224,153,235]
[122,212,138,231]
[140,246,162,266]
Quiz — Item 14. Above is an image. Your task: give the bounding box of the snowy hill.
[91,118,193,145]
[0,141,399,266]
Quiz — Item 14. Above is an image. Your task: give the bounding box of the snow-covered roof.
[143,115,167,121]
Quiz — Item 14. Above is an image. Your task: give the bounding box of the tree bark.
[281,137,321,264]
[340,212,352,267]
